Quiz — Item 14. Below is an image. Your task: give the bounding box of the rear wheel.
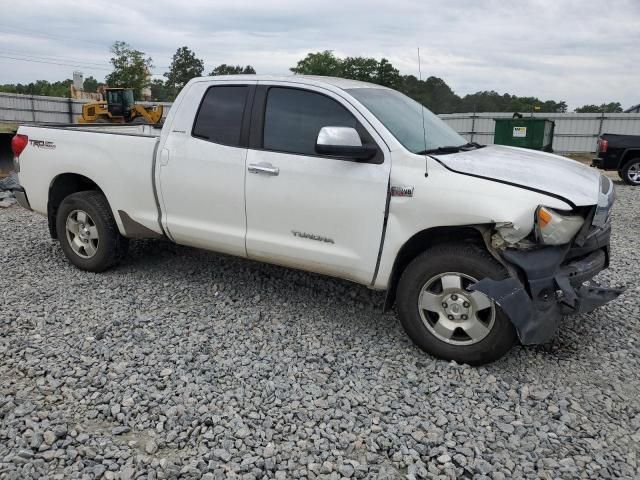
[56,191,128,272]
[396,243,517,365]
[620,158,640,186]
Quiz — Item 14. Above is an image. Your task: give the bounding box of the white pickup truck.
[11,75,623,365]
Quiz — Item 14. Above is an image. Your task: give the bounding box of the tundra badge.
[292,231,334,244]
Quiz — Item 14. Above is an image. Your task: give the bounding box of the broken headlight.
[593,175,614,228]
[535,206,584,245]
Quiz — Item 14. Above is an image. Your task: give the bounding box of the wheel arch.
[383,225,493,312]
[621,149,640,166]
[48,173,105,239]
[619,151,640,185]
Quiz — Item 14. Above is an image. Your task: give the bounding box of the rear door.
[244,83,391,284]
[157,81,255,256]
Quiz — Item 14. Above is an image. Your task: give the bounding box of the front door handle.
[248,162,279,176]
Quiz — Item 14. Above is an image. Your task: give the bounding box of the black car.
[592,133,640,186]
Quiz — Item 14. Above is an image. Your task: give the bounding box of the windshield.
[123,89,135,106]
[106,90,122,104]
[346,87,466,154]
[108,90,135,106]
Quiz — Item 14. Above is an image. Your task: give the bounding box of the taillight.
[598,139,608,153]
[11,134,28,173]
[11,134,28,157]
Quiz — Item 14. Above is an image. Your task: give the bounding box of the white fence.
[2,92,640,153]
[439,112,640,153]
[0,92,171,124]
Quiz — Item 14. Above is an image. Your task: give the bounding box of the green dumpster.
[493,117,555,152]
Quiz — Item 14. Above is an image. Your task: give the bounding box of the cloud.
[0,0,638,109]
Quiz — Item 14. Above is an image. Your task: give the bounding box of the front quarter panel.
[374,152,572,289]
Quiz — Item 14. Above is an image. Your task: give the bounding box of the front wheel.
[396,243,517,365]
[56,191,128,272]
[620,158,640,186]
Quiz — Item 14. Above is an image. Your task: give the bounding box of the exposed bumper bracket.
[559,280,626,314]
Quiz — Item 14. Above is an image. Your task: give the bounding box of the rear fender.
[621,148,640,166]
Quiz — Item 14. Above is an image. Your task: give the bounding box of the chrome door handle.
[248,162,279,176]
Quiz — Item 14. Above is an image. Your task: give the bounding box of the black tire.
[396,243,517,365]
[620,158,640,186]
[130,116,150,125]
[55,191,128,272]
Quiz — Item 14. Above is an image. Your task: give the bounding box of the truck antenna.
[418,47,428,177]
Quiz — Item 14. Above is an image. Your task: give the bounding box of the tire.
[396,243,517,365]
[130,117,150,125]
[620,158,640,186]
[55,191,128,272]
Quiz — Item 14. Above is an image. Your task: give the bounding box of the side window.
[192,86,248,147]
[263,87,358,156]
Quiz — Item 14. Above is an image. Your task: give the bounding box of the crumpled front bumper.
[471,224,625,345]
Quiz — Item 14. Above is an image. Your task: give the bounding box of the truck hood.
[432,145,600,207]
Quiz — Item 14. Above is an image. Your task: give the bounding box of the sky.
[0,0,638,110]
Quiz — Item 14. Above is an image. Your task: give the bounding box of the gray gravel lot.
[0,184,638,480]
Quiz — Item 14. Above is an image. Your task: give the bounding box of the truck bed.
[16,123,163,237]
[28,123,163,138]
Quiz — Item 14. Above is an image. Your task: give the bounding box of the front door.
[245,85,390,284]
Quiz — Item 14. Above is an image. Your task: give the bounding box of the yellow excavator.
[76,87,163,125]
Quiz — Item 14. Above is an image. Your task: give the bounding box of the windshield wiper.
[415,145,462,155]
[415,142,484,156]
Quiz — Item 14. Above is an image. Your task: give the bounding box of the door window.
[263,88,358,156]
[192,86,248,147]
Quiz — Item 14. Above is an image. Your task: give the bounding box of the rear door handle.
[248,162,279,176]
[159,148,169,166]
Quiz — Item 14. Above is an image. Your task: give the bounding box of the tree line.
[0,43,626,114]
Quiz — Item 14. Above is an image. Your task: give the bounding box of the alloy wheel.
[65,209,99,259]
[418,272,495,345]
[627,162,640,184]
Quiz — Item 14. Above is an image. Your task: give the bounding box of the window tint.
[192,86,248,146]
[263,88,357,155]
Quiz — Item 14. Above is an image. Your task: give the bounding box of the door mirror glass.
[315,126,376,160]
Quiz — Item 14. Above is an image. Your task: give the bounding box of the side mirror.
[315,126,376,161]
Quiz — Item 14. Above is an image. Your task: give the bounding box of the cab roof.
[196,74,388,91]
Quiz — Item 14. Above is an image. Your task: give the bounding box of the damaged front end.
[472,177,625,345]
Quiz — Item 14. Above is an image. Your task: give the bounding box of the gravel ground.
[0,184,638,480]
